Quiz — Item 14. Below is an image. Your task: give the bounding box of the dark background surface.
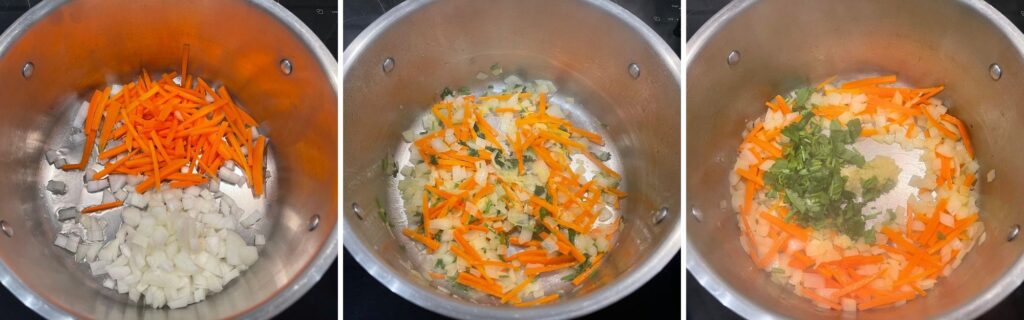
[686,0,1024,319]
[0,1,337,319]
[342,0,680,319]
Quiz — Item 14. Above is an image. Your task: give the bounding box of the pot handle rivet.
[652,207,669,224]
[280,59,293,75]
[352,202,364,220]
[383,57,395,73]
[628,63,640,79]
[307,214,320,231]
[1008,224,1020,242]
[21,62,33,79]
[727,50,741,67]
[691,207,703,223]
[0,220,11,238]
[989,63,1002,81]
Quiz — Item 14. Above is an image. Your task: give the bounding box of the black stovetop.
[686,0,1024,319]
[0,1,337,319]
[342,0,681,319]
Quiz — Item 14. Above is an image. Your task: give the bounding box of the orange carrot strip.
[927,214,978,254]
[134,159,189,193]
[98,143,130,160]
[799,287,841,310]
[93,156,131,180]
[789,251,815,269]
[501,276,536,303]
[757,233,791,268]
[81,201,124,214]
[402,228,440,252]
[832,268,886,299]
[758,211,810,241]
[524,262,578,276]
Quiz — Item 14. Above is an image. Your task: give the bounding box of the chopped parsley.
[441,87,454,99]
[765,116,874,238]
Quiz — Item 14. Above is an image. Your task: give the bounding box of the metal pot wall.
[343,0,680,318]
[0,0,337,318]
[687,0,1024,318]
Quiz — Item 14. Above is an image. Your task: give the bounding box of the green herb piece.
[457,86,472,96]
[534,186,546,196]
[792,87,815,111]
[864,229,876,244]
[490,63,503,76]
[435,259,444,269]
[861,176,897,203]
[568,229,578,243]
[441,87,454,99]
[765,115,872,238]
[375,198,391,227]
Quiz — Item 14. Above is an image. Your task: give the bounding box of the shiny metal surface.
[0,0,337,319]
[343,0,680,319]
[687,0,1024,319]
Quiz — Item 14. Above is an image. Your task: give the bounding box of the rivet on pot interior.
[280,59,293,75]
[691,207,703,223]
[21,62,34,79]
[352,202,364,220]
[308,214,320,231]
[383,57,395,73]
[1008,224,1020,241]
[989,63,1002,81]
[628,63,640,79]
[0,220,11,238]
[727,50,741,66]
[652,207,669,224]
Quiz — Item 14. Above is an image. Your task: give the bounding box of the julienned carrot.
[799,287,841,310]
[252,136,266,197]
[758,211,810,241]
[566,254,603,286]
[82,201,124,214]
[736,167,764,187]
[917,198,948,244]
[524,262,578,275]
[456,272,503,297]
[757,233,790,268]
[841,75,897,89]
[941,114,974,158]
[927,214,978,254]
[501,276,535,303]
[788,251,814,270]
[93,156,131,180]
[832,268,886,299]
[514,294,559,307]
[919,106,958,139]
[402,228,440,251]
[135,159,189,193]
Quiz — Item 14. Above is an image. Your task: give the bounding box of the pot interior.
[343,0,680,318]
[0,0,337,318]
[687,0,1024,318]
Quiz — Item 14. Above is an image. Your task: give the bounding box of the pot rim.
[342,0,680,319]
[0,0,339,319]
[685,0,1024,319]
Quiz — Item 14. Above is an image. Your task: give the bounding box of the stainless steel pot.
[687,0,1024,318]
[0,0,337,318]
[343,0,680,318]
